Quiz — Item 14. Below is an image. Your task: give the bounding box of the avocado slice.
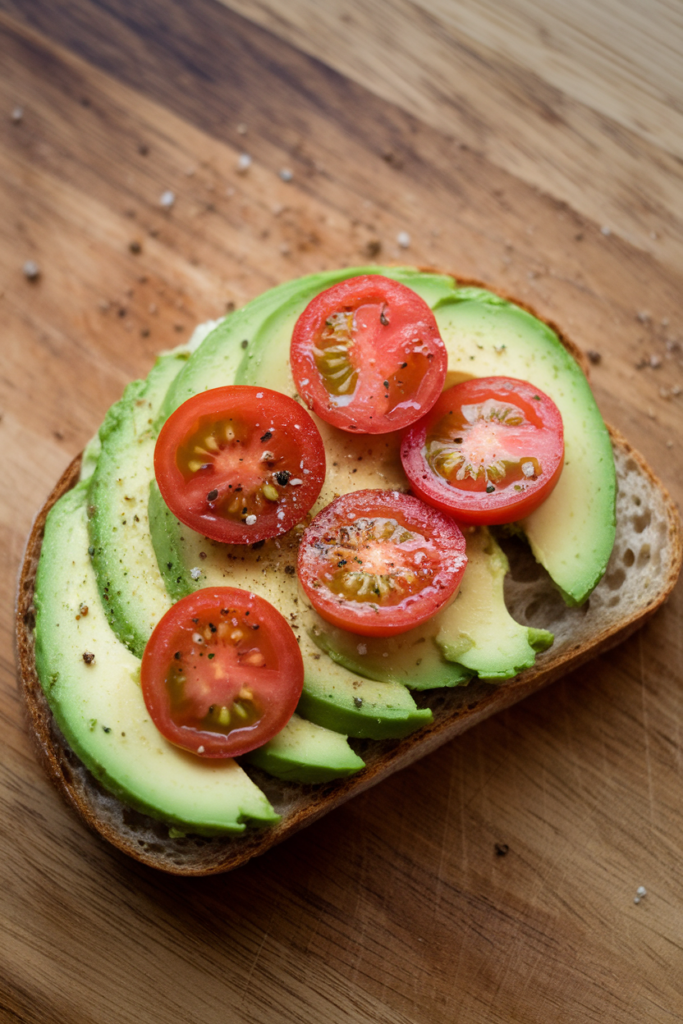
[434,289,616,604]
[303,607,472,690]
[87,353,187,657]
[148,482,433,737]
[436,526,553,679]
[243,712,365,783]
[33,483,278,835]
[80,431,102,482]
[298,631,432,738]
[158,275,309,422]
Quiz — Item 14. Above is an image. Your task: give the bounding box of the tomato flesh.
[141,588,304,757]
[155,386,325,544]
[298,489,467,637]
[401,376,564,525]
[290,275,448,434]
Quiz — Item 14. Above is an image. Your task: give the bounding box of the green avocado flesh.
[243,712,364,783]
[298,632,432,738]
[33,483,278,835]
[87,354,186,657]
[436,527,553,679]
[434,290,616,604]
[303,608,471,690]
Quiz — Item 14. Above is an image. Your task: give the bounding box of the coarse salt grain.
[397,230,411,248]
[237,153,252,173]
[190,567,201,580]
[23,260,40,281]
[160,190,175,209]
[245,515,257,525]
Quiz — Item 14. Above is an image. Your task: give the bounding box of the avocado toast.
[17,267,683,875]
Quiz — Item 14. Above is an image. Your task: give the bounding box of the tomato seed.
[262,483,279,502]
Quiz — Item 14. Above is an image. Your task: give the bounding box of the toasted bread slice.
[15,271,683,876]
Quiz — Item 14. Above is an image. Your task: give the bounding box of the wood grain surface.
[1,1,682,1021]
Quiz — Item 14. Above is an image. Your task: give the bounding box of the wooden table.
[2,1,682,1020]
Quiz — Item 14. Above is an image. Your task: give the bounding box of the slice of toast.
[14,269,683,875]
[16,428,681,876]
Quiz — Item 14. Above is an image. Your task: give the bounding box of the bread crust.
[15,283,683,876]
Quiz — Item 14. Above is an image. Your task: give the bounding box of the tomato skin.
[298,489,467,637]
[141,588,304,758]
[401,376,564,525]
[290,275,448,434]
[154,386,325,544]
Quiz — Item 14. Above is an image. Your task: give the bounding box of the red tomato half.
[401,376,564,525]
[141,588,304,757]
[298,489,467,637]
[290,275,448,434]
[155,386,325,544]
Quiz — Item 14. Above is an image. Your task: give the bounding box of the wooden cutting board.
[1,1,682,1021]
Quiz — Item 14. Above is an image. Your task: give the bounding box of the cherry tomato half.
[155,386,326,544]
[401,376,564,525]
[141,587,304,757]
[298,489,467,637]
[290,275,448,434]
